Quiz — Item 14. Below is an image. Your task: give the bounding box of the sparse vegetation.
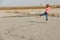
[0,5,60,10]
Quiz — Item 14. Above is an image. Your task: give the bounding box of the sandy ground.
[0,8,60,40]
[0,16,60,40]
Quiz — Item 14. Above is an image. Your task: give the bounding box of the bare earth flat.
[0,16,60,40]
[0,8,60,40]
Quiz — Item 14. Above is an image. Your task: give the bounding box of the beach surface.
[0,8,60,40]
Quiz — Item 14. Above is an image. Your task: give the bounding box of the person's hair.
[46,4,50,8]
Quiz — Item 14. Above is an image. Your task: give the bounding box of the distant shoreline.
[0,6,60,10]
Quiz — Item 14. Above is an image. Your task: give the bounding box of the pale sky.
[0,0,60,7]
